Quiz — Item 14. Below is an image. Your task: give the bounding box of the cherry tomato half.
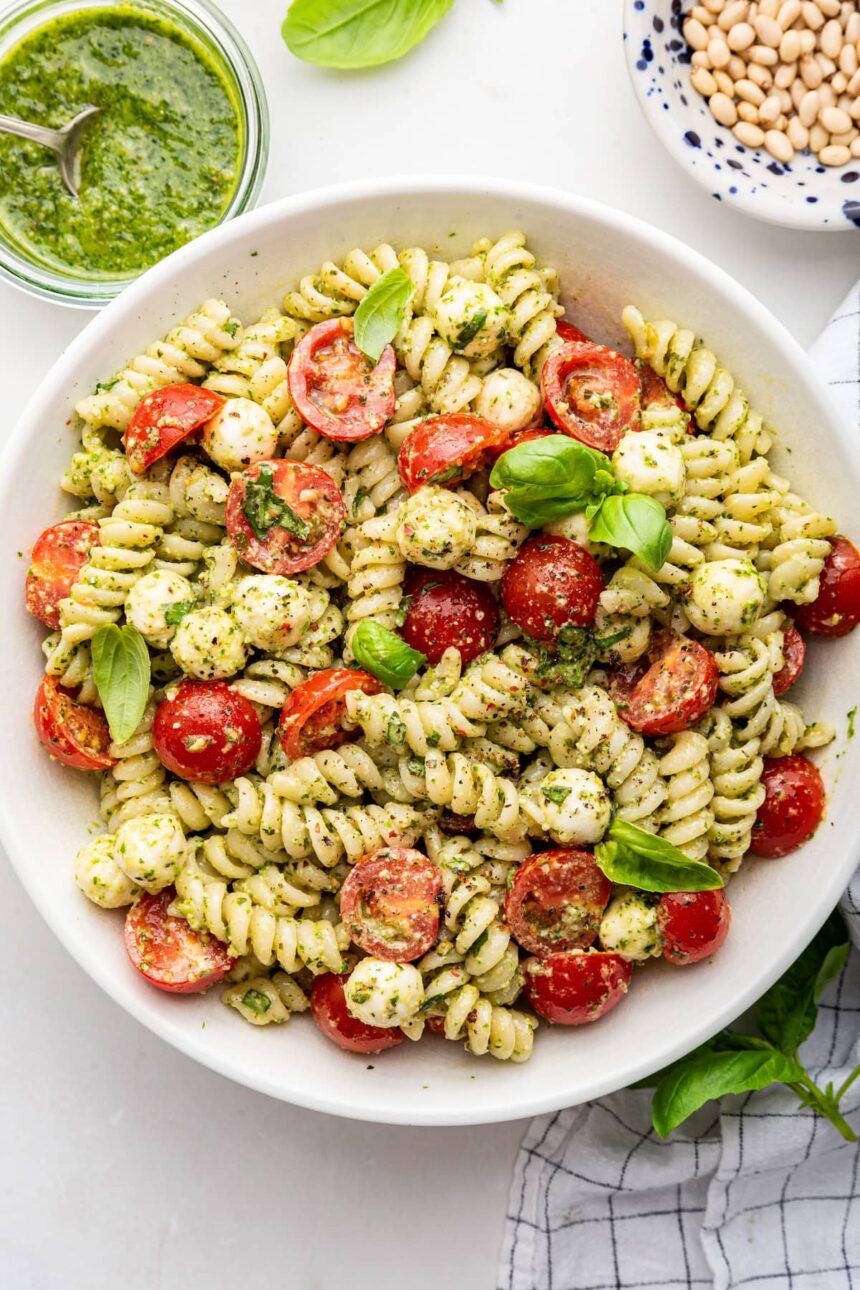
[489,424,554,462]
[25,520,99,629]
[34,676,115,772]
[524,950,632,1025]
[556,319,589,343]
[310,972,405,1054]
[288,318,396,443]
[793,536,860,638]
[617,632,719,737]
[772,623,806,698]
[505,848,611,956]
[339,846,443,962]
[124,383,225,476]
[124,889,235,993]
[541,341,640,453]
[278,667,383,761]
[750,754,825,859]
[657,890,731,965]
[226,459,346,576]
[399,414,510,494]
[501,534,604,642]
[400,567,499,665]
[153,680,261,784]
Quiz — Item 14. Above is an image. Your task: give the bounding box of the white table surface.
[0,1,856,1287]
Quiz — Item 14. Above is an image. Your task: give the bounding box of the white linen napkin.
[499,281,860,1290]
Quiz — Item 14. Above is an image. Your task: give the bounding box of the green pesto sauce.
[0,6,242,278]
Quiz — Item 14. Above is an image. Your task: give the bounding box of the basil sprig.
[353,268,415,363]
[242,465,310,542]
[351,620,426,689]
[91,624,151,745]
[588,493,672,572]
[527,623,631,691]
[595,818,724,894]
[644,911,858,1141]
[282,0,455,68]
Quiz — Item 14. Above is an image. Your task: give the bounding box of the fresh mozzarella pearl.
[231,575,316,651]
[599,891,663,962]
[114,814,185,894]
[545,509,605,556]
[74,835,140,909]
[537,768,611,845]
[430,278,509,358]
[612,430,685,507]
[686,558,766,636]
[396,486,477,569]
[200,397,279,471]
[344,958,425,1028]
[126,569,195,648]
[170,605,247,679]
[474,367,541,432]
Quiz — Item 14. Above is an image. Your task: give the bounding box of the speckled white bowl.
[2,177,859,1125]
[623,0,860,230]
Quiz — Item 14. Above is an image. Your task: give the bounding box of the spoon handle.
[0,113,65,152]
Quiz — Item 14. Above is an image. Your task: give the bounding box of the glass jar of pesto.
[0,0,268,306]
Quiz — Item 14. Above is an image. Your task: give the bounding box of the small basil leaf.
[594,819,724,893]
[353,267,415,363]
[501,484,592,527]
[756,909,850,1054]
[242,465,310,542]
[351,620,426,689]
[490,435,606,492]
[91,624,151,745]
[164,600,197,627]
[526,624,631,692]
[588,493,672,571]
[651,1049,806,1137]
[282,0,455,68]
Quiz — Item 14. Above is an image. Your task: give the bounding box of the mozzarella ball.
[612,431,685,508]
[126,570,195,649]
[396,486,477,569]
[545,509,607,557]
[231,575,316,651]
[537,768,611,845]
[344,958,425,1029]
[430,278,509,358]
[599,891,662,962]
[474,367,541,433]
[74,835,140,909]
[201,397,279,472]
[114,814,185,894]
[170,605,248,679]
[686,558,766,636]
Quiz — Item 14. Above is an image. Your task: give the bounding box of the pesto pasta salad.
[26,231,860,1062]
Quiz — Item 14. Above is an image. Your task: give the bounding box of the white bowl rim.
[3,173,857,1124]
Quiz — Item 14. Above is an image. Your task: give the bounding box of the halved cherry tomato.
[225,459,346,576]
[792,536,860,638]
[25,520,99,629]
[339,847,443,962]
[524,949,632,1025]
[439,811,479,835]
[489,424,554,462]
[124,383,225,476]
[750,754,825,859]
[617,632,718,736]
[400,567,499,665]
[505,848,611,956]
[501,534,604,642]
[556,319,589,343]
[34,676,115,771]
[637,360,687,416]
[310,972,405,1054]
[541,341,640,452]
[772,623,806,697]
[124,889,235,993]
[288,318,396,442]
[399,413,510,493]
[278,667,383,760]
[657,890,731,965]
[152,680,261,784]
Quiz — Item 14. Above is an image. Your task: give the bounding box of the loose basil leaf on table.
[351,620,426,689]
[91,624,151,745]
[755,909,851,1054]
[282,0,456,68]
[651,1049,806,1138]
[588,492,673,572]
[594,818,724,893]
[353,267,415,363]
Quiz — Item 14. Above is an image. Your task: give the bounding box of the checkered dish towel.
[500,281,860,1290]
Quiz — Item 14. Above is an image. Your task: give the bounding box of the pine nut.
[703,0,725,11]
[809,120,829,147]
[764,127,795,158]
[710,90,740,123]
[751,42,779,61]
[778,29,802,59]
[790,75,807,105]
[830,128,858,144]
[709,35,733,64]
[848,68,860,94]
[684,17,710,48]
[819,142,851,162]
[691,66,719,95]
[787,115,810,145]
[819,81,836,105]
[839,45,858,75]
[775,59,797,84]
[728,54,747,76]
[814,0,840,16]
[819,17,843,58]
[755,13,784,42]
[747,61,773,84]
[820,103,852,130]
[691,6,717,23]
[719,0,748,27]
[799,87,821,121]
[759,92,783,121]
[799,30,817,53]
[736,77,767,102]
[738,100,762,120]
[851,135,860,155]
[760,0,780,14]
[734,120,767,143]
[816,53,837,78]
[777,0,802,26]
[728,20,756,47]
[691,50,713,67]
[850,97,860,120]
[845,12,860,43]
[714,68,736,93]
[800,53,824,84]
[801,1,824,28]
[832,72,848,93]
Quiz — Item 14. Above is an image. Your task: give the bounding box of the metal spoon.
[0,105,100,199]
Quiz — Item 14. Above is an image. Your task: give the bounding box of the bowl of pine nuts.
[624,0,860,229]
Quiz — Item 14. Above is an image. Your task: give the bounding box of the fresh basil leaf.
[756,909,850,1054]
[454,309,487,351]
[501,484,593,527]
[164,600,197,627]
[351,620,426,689]
[490,435,607,492]
[353,267,415,363]
[527,623,631,692]
[241,989,272,1015]
[242,465,310,542]
[588,492,672,571]
[652,1049,805,1137]
[542,785,571,805]
[282,0,455,68]
[594,818,724,893]
[91,624,151,745]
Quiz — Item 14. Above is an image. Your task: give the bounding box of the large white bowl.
[2,177,858,1126]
